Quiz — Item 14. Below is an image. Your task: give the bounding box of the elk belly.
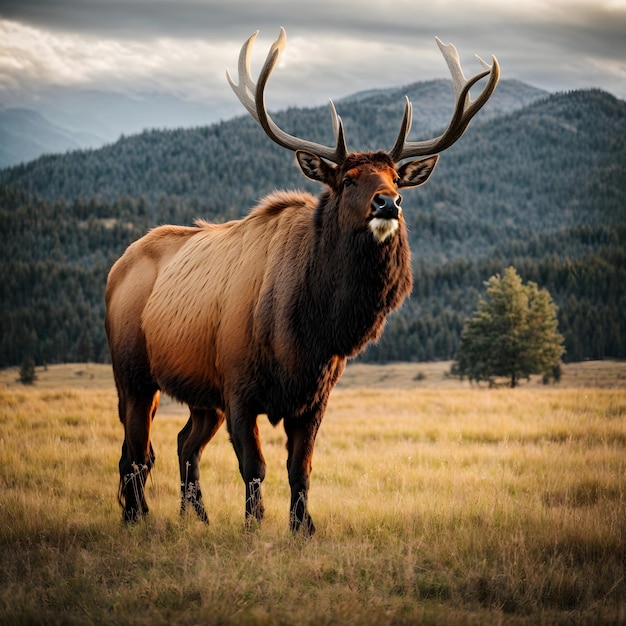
[369,217,399,243]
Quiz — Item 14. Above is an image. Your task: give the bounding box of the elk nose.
[371,194,401,220]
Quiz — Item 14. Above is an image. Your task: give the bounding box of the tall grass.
[1,381,625,624]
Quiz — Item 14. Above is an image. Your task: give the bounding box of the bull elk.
[105,28,499,534]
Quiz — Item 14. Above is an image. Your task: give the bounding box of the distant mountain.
[0,107,106,169]
[340,78,547,131]
[25,89,241,140]
[0,85,624,367]
[0,80,544,169]
[1,84,621,235]
[0,89,243,168]
[0,79,548,202]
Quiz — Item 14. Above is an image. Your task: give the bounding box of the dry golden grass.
[336,359,626,389]
[2,359,626,392]
[1,362,625,624]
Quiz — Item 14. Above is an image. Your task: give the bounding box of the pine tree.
[18,356,37,385]
[454,267,564,387]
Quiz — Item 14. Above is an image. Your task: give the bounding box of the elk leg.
[118,388,160,522]
[227,407,266,526]
[284,411,322,536]
[178,406,225,523]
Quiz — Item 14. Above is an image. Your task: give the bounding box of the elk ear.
[397,155,439,188]
[296,150,336,184]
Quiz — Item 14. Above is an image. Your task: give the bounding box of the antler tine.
[388,38,500,162]
[226,30,260,122]
[388,97,414,163]
[436,37,468,103]
[328,100,342,142]
[227,28,348,164]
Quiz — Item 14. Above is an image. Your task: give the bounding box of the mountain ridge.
[0,107,107,169]
[0,79,545,171]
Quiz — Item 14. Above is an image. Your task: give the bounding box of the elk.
[105,28,499,534]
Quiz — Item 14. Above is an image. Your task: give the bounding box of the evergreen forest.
[1,79,624,368]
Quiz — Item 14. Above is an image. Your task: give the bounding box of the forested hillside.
[1,81,624,368]
[0,79,545,206]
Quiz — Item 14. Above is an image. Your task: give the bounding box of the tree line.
[1,183,623,368]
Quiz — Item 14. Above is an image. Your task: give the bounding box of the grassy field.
[1,362,625,624]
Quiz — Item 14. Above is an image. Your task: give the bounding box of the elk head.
[227,28,499,242]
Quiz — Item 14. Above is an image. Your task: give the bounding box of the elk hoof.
[180,496,209,524]
[290,510,315,536]
[123,506,148,524]
[181,481,209,524]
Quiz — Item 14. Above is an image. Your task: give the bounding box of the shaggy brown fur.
[105,150,438,532]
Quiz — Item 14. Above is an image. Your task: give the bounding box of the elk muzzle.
[371,194,401,220]
[369,194,401,243]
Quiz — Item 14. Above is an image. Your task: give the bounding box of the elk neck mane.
[244,180,412,364]
[195,189,319,230]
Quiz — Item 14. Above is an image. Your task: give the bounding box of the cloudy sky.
[1,0,625,122]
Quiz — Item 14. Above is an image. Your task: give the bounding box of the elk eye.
[343,177,354,188]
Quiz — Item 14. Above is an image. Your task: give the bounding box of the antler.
[388,37,500,161]
[227,28,348,164]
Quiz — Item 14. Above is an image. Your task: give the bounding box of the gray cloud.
[1,0,625,112]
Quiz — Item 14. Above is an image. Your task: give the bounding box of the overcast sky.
[1,0,625,119]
